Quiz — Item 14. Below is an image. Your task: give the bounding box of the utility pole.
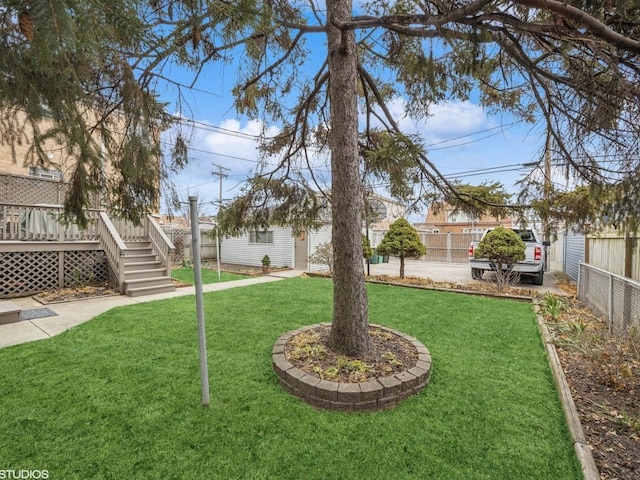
[542,122,552,272]
[212,164,229,282]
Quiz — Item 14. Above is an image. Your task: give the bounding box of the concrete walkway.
[368,258,567,295]
[0,269,302,349]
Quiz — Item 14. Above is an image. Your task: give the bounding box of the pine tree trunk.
[326,0,371,357]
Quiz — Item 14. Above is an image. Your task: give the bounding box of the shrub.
[362,234,373,259]
[307,242,333,273]
[474,226,525,292]
[376,218,426,278]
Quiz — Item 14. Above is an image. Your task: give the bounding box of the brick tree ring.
[272,323,432,412]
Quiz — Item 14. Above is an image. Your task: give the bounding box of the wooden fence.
[162,228,218,265]
[586,232,639,282]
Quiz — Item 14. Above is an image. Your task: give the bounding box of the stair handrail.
[145,215,175,274]
[97,212,128,293]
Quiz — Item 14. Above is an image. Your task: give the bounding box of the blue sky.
[156,9,562,221]
[161,94,552,221]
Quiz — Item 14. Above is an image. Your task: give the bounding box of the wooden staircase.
[123,241,175,297]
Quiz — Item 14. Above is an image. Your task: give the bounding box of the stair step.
[125,241,152,249]
[124,261,162,271]
[125,276,172,288]
[124,268,167,280]
[123,253,157,262]
[126,284,176,297]
[124,247,153,255]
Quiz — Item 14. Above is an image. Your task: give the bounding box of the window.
[249,230,273,244]
[29,166,62,180]
[368,199,387,221]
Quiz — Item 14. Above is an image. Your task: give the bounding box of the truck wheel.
[471,268,483,280]
[532,270,544,286]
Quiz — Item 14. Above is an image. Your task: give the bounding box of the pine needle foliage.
[0,0,169,226]
[3,0,640,355]
[376,218,426,278]
[474,226,526,292]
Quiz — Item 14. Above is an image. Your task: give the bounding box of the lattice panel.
[0,251,59,298]
[164,228,188,265]
[0,174,65,205]
[63,250,110,287]
[106,261,118,288]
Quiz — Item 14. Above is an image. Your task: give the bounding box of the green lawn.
[171,267,249,285]
[0,278,581,479]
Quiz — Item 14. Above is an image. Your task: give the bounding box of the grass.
[0,278,582,479]
[171,267,249,285]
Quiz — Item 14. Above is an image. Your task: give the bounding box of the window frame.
[249,230,274,244]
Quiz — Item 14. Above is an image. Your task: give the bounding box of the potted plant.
[261,255,271,274]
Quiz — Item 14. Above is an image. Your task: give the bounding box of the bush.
[474,226,525,292]
[362,235,373,259]
[307,242,333,273]
[376,218,426,278]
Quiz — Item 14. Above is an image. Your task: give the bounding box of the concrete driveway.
[367,258,565,294]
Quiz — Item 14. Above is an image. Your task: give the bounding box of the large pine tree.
[2,0,640,354]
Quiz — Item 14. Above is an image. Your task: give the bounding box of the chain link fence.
[578,263,640,335]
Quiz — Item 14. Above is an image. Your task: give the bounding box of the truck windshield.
[511,229,535,242]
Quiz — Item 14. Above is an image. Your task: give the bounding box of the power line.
[424,121,520,148]
[173,117,264,141]
[160,140,262,165]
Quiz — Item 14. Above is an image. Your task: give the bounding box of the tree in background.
[308,235,372,275]
[376,219,426,279]
[473,227,526,293]
[4,1,640,356]
[362,234,373,262]
[307,242,333,274]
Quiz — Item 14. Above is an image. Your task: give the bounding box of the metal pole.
[216,227,221,282]
[216,170,222,282]
[189,196,210,406]
[542,111,552,272]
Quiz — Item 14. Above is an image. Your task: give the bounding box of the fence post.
[584,224,590,264]
[58,251,65,288]
[624,231,635,279]
[608,273,614,333]
[446,232,452,263]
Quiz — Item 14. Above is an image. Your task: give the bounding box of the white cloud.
[385,97,492,144]
[164,99,537,215]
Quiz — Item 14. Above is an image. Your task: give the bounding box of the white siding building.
[220,194,405,272]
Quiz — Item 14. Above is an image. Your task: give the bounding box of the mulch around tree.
[284,324,418,383]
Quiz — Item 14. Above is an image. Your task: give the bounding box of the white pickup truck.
[468,228,546,285]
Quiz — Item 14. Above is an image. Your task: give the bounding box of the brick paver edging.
[272,323,432,412]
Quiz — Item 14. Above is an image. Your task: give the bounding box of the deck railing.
[109,217,147,242]
[0,203,100,241]
[97,212,128,293]
[146,215,175,274]
[1,202,175,297]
